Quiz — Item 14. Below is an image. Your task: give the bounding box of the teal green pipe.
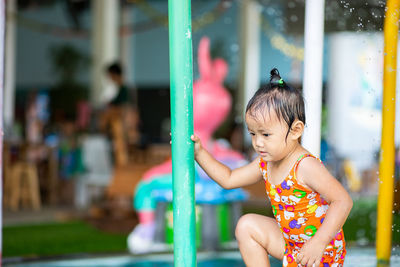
[134,174,173,210]
[168,0,196,266]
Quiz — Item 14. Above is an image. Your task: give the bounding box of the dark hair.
[245,68,305,139]
[107,62,123,75]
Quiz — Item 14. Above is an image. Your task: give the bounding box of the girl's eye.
[263,133,270,137]
[249,132,255,136]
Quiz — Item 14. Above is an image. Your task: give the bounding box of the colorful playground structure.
[127,36,248,254]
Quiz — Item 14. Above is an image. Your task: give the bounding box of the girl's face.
[245,109,296,162]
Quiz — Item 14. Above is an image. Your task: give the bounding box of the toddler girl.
[191,68,353,267]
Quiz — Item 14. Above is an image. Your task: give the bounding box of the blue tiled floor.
[7,248,400,267]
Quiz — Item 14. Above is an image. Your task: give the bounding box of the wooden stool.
[8,161,41,211]
[3,142,12,209]
[110,117,128,166]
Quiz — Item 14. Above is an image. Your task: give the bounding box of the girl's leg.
[235,213,285,267]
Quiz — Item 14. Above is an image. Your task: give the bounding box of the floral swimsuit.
[259,154,346,267]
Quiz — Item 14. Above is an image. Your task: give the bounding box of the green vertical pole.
[217,203,231,243]
[168,0,196,266]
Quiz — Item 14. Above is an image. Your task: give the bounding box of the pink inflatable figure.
[128,37,244,253]
[142,37,241,181]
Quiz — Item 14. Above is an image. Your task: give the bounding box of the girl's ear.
[290,120,304,140]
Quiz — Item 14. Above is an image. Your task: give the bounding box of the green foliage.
[49,44,87,89]
[3,221,127,258]
[343,197,400,245]
[48,44,89,120]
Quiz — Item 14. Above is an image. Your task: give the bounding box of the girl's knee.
[235,213,257,240]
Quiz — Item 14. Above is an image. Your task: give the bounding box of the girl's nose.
[255,136,263,148]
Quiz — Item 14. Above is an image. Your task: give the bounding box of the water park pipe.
[0,0,5,263]
[238,0,260,145]
[4,0,16,132]
[376,0,398,265]
[91,0,119,106]
[168,1,196,266]
[301,0,325,157]
[120,7,135,103]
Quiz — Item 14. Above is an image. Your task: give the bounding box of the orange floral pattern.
[259,154,346,267]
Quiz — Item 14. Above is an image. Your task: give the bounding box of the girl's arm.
[191,135,262,189]
[296,157,353,266]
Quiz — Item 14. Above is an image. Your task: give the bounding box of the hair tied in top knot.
[269,68,285,87]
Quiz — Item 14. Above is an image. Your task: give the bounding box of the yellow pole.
[377,0,398,265]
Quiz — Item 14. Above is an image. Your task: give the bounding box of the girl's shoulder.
[295,154,323,170]
[294,153,322,170]
[292,153,323,189]
[295,154,328,191]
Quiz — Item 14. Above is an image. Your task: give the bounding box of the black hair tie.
[269,68,285,87]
